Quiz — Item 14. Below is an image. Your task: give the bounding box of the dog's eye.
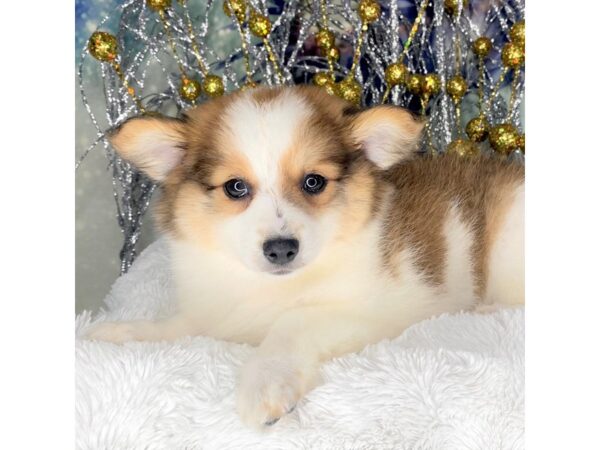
[224,179,249,199]
[302,174,327,195]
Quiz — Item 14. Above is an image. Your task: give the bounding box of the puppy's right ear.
[109,116,185,182]
[349,106,423,170]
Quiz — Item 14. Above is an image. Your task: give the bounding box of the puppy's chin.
[263,262,304,276]
[243,259,306,277]
[268,268,295,276]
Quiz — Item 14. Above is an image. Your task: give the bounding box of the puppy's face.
[110,86,422,275]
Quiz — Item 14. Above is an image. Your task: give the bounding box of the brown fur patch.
[381,154,524,295]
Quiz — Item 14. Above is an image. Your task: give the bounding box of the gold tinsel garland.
[223,0,257,89]
[313,0,338,94]
[88,31,146,112]
[334,0,381,105]
[488,20,525,156]
[383,0,430,103]
[86,0,525,156]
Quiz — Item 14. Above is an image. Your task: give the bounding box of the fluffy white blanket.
[76,239,524,450]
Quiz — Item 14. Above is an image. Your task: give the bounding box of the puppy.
[87,85,524,428]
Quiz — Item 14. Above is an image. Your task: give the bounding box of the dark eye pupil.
[302,174,326,194]
[224,179,249,199]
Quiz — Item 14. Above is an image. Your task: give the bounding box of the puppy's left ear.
[349,106,424,169]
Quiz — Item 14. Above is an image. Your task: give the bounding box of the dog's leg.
[236,304,390,429]
[84,314,195,344]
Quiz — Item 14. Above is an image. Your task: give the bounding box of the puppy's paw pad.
[236,356,314,429]
[83,322,138,344]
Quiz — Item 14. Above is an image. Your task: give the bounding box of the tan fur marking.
[279,130,348,213]
[334,159,380,241]
[171,182,219,249]
[207,128,258,189]
[276,87,357,214]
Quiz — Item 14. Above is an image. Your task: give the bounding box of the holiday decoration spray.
[78,0,525,273]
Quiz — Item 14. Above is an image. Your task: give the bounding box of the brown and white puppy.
[87,85,524,428]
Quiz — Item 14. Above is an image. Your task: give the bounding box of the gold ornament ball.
[223,0,246,21]
[466,115,490,142]
[179,78,201,102]
[446,75,468,103]
[323,80,337,96]
[314,74,336,96]
[406,73,423,96]
[385,62,407,87]
[327,46,340,61]
[88,31,118,62]
[510,21,525,48]
[421,73,441,97]
[146,0,171,11]
[203,74,225,98]
[358,0,381,24]
[446,139,479,158]
[489,123,519,155]
[444,0,468,17]
[249,12,272,38]
[473,37,492,58]
[336,77,362,105]
[316,29,335,50]
[313,72,333,87]
[501,42,525,69]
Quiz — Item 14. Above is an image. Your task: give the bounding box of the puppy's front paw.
[236,354,318,429]
[83,321,141,344]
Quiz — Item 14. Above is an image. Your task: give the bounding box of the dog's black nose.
[263,238,299,265]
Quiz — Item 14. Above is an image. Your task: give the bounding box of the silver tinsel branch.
[77,0,525,273]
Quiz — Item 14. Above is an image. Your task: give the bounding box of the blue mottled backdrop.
[76,0,149,314]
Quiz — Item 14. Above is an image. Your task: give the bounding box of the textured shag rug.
[76,239,524,450]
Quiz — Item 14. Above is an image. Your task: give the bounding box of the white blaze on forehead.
[222,90,313,191]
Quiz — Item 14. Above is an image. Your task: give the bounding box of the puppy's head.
[110,86,422,275]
